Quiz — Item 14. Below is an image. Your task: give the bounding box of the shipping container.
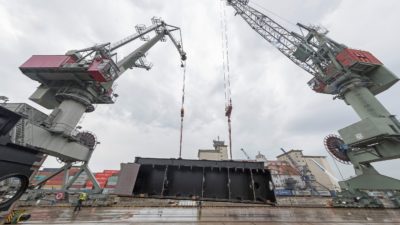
[103,170,119,174]
[102,188,115,194]
[317,191,332,197]
[76,180,86,184]
[42,185,63,189]
[293,190,311,196]
[274,189,293,196]
[42,168,60,172]
[107,176,118,181]
[46,180,64,183]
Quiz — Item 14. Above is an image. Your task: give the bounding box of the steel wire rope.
[220,0,233,159]
[178,61,187,158]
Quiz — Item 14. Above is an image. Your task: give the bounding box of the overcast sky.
[1,0,399,180]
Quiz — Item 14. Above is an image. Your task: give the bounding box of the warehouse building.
[277,150,339,191]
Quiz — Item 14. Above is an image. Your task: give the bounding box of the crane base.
[332,190,384,208]
[339,171,400,191]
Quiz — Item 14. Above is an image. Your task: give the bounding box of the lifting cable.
[178,61,187,158]
[330,154,345,181]
[220,0,233,159]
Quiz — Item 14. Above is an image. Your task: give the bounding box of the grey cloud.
[1,0,399,181]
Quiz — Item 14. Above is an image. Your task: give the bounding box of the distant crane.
[0,96,9,103]
[240,148,251,160]
[225,0,400,194]
[280,148,320,194]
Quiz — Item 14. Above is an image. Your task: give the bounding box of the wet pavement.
[23,206,400,224]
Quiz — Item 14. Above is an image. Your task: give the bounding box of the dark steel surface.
[0,106,21,137]
[22,206,400,224]
[0,106,44,212]
[135,157,266,169]
[118,158,276,204]
[114,163,140,196]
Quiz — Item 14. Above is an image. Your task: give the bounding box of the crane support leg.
[343,86,391,119]
[337,85,400,191]
[339,163,400,191]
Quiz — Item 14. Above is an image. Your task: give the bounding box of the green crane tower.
[226,0,400,198]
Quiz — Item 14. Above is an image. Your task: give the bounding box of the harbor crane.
[240,148,251,160]
[226,0,400,196]
[5,17,186,194]
[279,148,325,194]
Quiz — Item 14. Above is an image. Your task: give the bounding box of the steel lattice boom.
[227,0,317,76]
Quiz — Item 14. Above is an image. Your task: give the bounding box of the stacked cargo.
[86,170,119,192]
[33,167,87,190]
[69,171,88,190]
[33,168,119,192]
[95,173,108,188]
[103,175,119,194]
[34,168,64,190]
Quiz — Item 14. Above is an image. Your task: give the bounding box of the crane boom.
[279,148,299,170]
[226,0,317,76]
[109,23,162,51]
[226,0,398,96]
[309,158,339,182]
[240,148,251,160]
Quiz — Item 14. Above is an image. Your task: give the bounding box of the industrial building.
[266,160,303,191]
[277,150,340,191]
[198,139,229,160]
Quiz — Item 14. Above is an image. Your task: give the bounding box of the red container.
[95,174,108,177]
[46,181,63,185]
[87,58,110,82]
[103,170,119,174]
[336,48,382,68]
[20,55,73,69]
[96,179,108,182]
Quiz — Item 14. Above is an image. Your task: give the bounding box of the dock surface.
[23,206,400,224]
